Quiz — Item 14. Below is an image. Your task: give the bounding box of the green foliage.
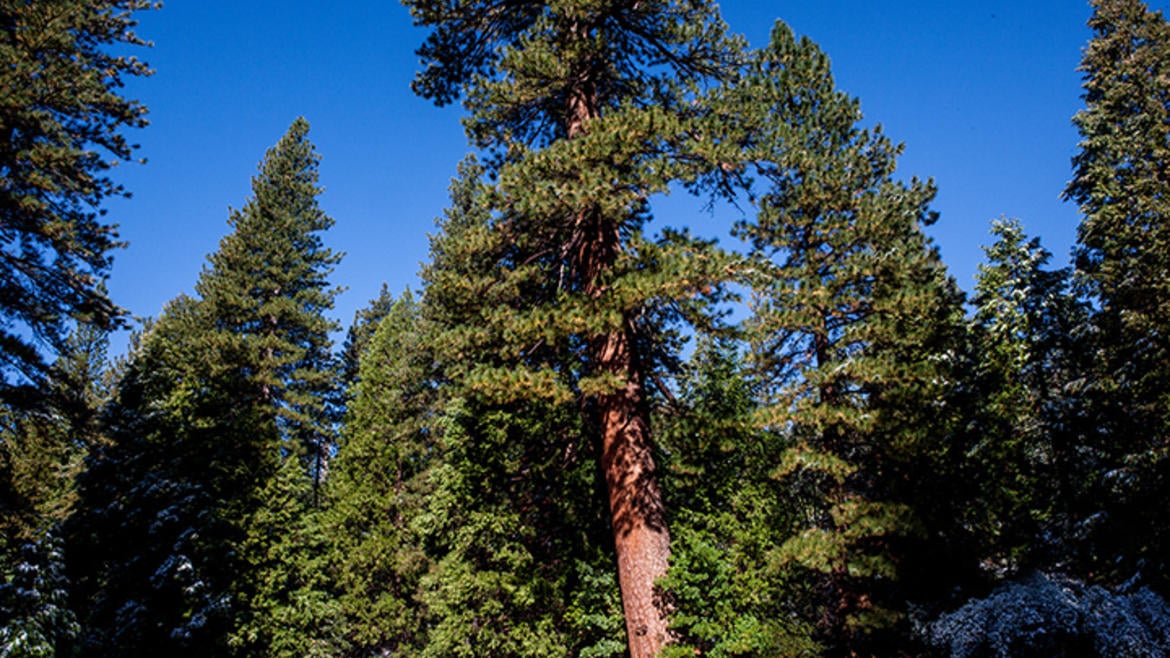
[730,21,965,654]
[232,458,341,658]
[0,408,81,546]
[68,120,341,656]
[406,0,739,147]
[407,162,625,656]
[1068,0,1170,319]
[404,2,747,650]
[8,3,1165,657]
[196,117,343,481]
[339,283,397,386]
[0,0,156,391]
[0,322,110,593]
[563,558,626,658]
[322,291,438,656]
[69,296,258,657]
[659,337,820,657]
[414,399,611,658]
[960,218,1089,575]
[0,532,80,658]
[1064,0,1170,586]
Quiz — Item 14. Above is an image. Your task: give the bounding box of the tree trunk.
[568,122,671,658]
[571,198,672,656]
[561,30,671,655]
[594,327,672,657]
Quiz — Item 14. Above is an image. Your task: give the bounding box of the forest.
[2,0,1170,656]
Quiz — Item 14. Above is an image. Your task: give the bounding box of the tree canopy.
[6,2,1170,657]
[67,119,341,657]
[0,0,155,394]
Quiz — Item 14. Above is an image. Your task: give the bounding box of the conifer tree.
[412,159,624,656]
[658,336,819,656]
[196,117,342,490]
[1064,0,1170,585]
[339,283,397,387]
[232,456,341,658]
[403,4,740,652]
[322,290,438,656]
[730,23,964,654]
[69,120,341,657]
[964,219,1089,574]
[0,322,110,557]
[0,336,102,657]
[70,297,250,657]
[0,0,155,393]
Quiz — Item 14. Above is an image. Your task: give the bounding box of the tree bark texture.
[556,22,671,654]
[567,118,672,658]
[594,327,672,657]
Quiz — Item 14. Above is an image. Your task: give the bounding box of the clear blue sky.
[102,0,1168,353]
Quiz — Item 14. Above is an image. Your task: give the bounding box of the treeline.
[2,0,1170,656]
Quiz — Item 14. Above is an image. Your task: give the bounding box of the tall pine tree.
[404,3,741,654]
[339,283,397,387]
[963,218,1089,576]
[0,323,110,547]
[195,117,342,490]
[321,289,438,656]
[730,22,965,654]
[1064,0,1170,586]
[0,0,155,393]
[69,119,341,657]
[412,158,624,656]
[70,296,252,656]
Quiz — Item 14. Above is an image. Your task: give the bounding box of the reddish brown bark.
[593,328,672,657]
[569,200,672,655]
[560,25,671,654]
[569,147,672,658]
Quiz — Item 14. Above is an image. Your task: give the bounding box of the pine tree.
[321,290,438,656]
[658,336,820,657]
[0,0,155,393]
[0,407,79,548]
[195,117,342,492]
[730,22,965,654]
[70,297,249,657]
[339,283,397,387]
[413,159,624,656]
[964,218,1089,574]
[69,120,342,656]
[1063,0,1170,585]
[404,3,740,652]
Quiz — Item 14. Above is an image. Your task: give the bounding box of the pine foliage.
[962,219,1090,575]
[731,22,965,653]
[659,336,820,657]
[1065,0,1170,585]
[195,117,343,480]
[408,160,625,657]
[322,290,438,656]
[0,0,155,391]
[339,283,397,387]
[0,532,80,658]
[68,120,340,657]
[402,2,744,651]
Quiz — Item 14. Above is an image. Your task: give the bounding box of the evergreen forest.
[4,0,1170,656]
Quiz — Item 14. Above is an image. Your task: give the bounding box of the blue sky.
[102,0,1168,353]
